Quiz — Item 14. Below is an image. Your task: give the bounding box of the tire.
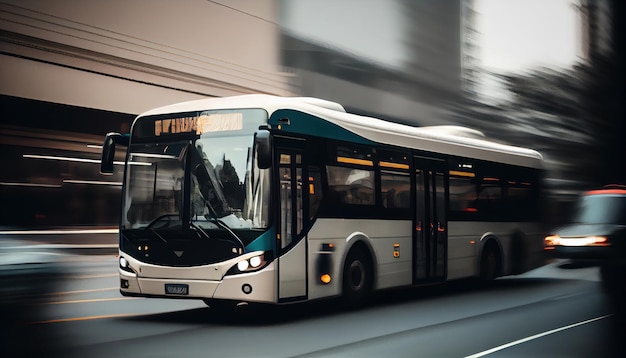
[479,243,501,282]
[342,247,373,308]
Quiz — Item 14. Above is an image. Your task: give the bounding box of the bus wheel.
[342,248,373,307]
[480,243,501,282]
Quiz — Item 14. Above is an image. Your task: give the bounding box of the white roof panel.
[137,94,543,169]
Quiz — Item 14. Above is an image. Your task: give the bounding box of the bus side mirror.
[255,129,272,169]
[100,132,129,175]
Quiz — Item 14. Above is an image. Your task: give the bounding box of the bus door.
[276,140,307,302]
[413,156,448,283]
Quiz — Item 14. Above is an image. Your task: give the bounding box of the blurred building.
[0,0,465,227]
[577,0,613,62]
[279,0,463,126]
[0,0,291,227]
[0,1,291,113]
[461,0,481,98]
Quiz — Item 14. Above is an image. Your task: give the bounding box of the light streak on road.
[72,273,118,279]
[33,313,140,324]
[48,297,142,305]
[53,287,119,295]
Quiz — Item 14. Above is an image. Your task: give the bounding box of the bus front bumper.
[119,261,276,303]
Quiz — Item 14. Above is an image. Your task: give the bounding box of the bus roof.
[138,94,544,169]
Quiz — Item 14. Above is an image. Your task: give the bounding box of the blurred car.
[544,185,626,288]
[0,240,67,357]
[544,184,626,352]
[544,185,626,262]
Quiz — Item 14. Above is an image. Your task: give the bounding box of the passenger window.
[476,183,503,215]
[381,171,410,208]
[449,176,477,213]
[508,183,537,221]
[326,166,374,205]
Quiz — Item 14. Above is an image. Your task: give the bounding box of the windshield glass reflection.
[575,195,626,225]
[122,111,270,232]
[124,142,186,229]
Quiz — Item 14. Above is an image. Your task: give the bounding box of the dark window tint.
[326,166,375,205]
[381,171,410,209]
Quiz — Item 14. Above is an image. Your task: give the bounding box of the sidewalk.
[0,227,118,255]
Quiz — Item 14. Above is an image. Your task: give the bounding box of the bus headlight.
[119,256,136,273]
[249,255,262,268]
[227,253,270,275]
[237,260,249,272]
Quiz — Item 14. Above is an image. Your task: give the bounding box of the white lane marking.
[464,314,613,358]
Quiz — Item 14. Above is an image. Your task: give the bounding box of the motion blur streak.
[72,274,117,279]
[48,297,141,305]
[0,229,118,235]
[33,313,139,325]
[54,287,118,295]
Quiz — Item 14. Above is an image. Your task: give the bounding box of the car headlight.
[544,235,560,249]
[544,234,610,247]
[560,236,609,247]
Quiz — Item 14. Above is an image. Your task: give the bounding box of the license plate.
[165,283,188,295]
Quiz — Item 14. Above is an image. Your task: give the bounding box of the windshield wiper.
[145,214,179,229]
[148,228,168,244]
[193,203,245,251]
[199,197,245,250]
[190,213,243,253]
[212,217,244,249]
[190,221,211,240]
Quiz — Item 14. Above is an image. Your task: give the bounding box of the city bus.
[100,94,547,307]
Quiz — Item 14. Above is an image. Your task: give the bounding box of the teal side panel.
[269,109,375,145]
[245,228,275,252]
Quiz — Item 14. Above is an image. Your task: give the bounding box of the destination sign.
[154,116,197,136]
[153,112,243,137]
[197,112,243,133]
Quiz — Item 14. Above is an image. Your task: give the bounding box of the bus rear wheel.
[342,248,373,307]
[479,243,501,282]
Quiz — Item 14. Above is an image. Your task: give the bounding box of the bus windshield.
[124,142,187,229]
[122,109,270,231]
